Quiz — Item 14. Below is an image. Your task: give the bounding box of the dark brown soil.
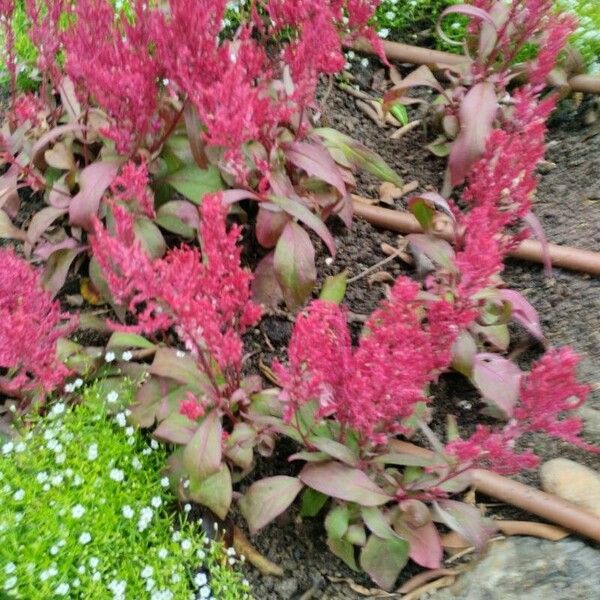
[240,78,600,598]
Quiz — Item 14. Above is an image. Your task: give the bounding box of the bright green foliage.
[0,383,251,600]
[557,0,600,73]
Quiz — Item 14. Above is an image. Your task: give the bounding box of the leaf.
[448,82,498,187]
[183,410,222,480]
[224,422,256,471]
[499,288,544,341]
[26,206,67,246]
[345,524,367,546]
[327,537,358,571]
[188,464,232,520]
[285,140,347,197]
[183,101,208,168]
[130,378,167,428]
[407,233,455,270]
[44,142,75,171]
[149,348,209,390]
[268,195,336,256]
[0,209,26,241]
[408,198,435,231]
[165,164,223,204]
[427,137,450,157]
[472,353,523,417]
[325,504,350,539]
[41,248,84,297]
[134,216,167,259]
[409,192,456,222]
[359,535,409,591]
[252,252,284,309]
[274,221,317,311]
[390,103,409,125]
[256,205,290,248]
[372,453,436,467]
[308,436,358,466]
[154,412,197,445]
[433,500,496,550]
[451,330,477,377]
[107,332,156,350]
[155,200,200,238]
[239,476,303,534]
[299,461,392,506]
[300,488,329,517]
[69,161,120,230]
[316,128,403,188]
[31,123,86,162]
[523,211,552,276]
[319,271,347,304]
[361,506,400,540]
[395,519,442,569]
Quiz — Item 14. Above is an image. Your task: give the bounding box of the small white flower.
[79,532,92,545]
[176,350,185,358]
[379,28,390,38]
[50,403,65,417]
[131,456,142,470]
[145,578,155,591]
[107,391,119,404]
[196,549,206,560]
[43,483,51,491]
[64,383,75,393]
[184,503,191,513]
[115,413,127,427]
[2,442,14,455]
[122,351,133,361]
[51,474,63,486]
[360,57,369,67]
[4,576,17,590]
[55,583,70,596]
[87,444,98,461]
[151,496,162,508]
[14,442,25,453]
[122,505,134,519]
[72,475,83,486]
[194,573,208,588]
[71,504,85,519]
[78,566,85,574]
[150,439,159,450]
[50,545,59,556]
[74,378,83,389]
[172,531,182,542]
[160,477,170,488]
[92,572,101,582]
[171,573,181,584]
[36,472,48,483]
[126,426,135,438]
[141,566,154,579]
[226,547,236,557]
[89,557,100,569]
[55,453,66,465]
[13,489,24,501]
[4,562,16,574]
[199,586,212,599]
[110,468,125,482]
[157,548,168,559]
[105,351,116,363]
[228,557,236,565]
[181,539,192,551]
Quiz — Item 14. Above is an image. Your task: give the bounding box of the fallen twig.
[233,526,283,577]
[354,197,600,276]
[398,568,461,594]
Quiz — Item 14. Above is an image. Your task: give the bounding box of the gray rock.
[274,576,298,597]
[430,537,600,600]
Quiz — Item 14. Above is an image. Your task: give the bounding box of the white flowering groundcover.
[0,383,251,600]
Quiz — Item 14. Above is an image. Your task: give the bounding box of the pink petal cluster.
[0,249,76,402]
[110,160,155,219]
[275,278,471,446]
[90,193,261,388]
[446,348,595,474]
[179,393,205,421]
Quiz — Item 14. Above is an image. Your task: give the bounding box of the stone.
[274,577,298,597]
[540,458,600,517]
[430,537,600,600]
[579,405,600,443]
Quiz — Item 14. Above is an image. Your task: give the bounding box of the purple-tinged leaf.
[472,353,523,417]
[437,5,497,50]
[383,65,445,109]
[154,412,197,445]
[0,164,19,214]
[448,82,498,187]
[327,537,358,571]
[407,233,456,270]
[44,142,75,171]
[239,476,303,534]
[523,211,552,276]
[269,194,336,256]
[34,238,81,261]
[58,78,81,124]
[41,247,84,297]
[288,451,330,462]
[274,222,317,311]
[131,377,173,428]
[359,535,409,591]
[256,205,290,248]
[498,289,544,341]
[433,500,496,550]
[134,217,167,259]
[252,252,284,309]
[224,422,256,471]
[47,178,71,209]
[362,506,401,540]
[69,161,120,230]
[31,123,86,162]
[299,461,392,506]
[285,140,347,197]
[221,188,260,205]
[26,206,67,246]
[394,519,442,569]
[188,464,232,520]
[0,209,26,241]
[451,330,477,377]
[149,348,210,391]
[309,436,358,466]
[183,410,222,480]
[183,101,208,168]
[155,200,200,238]
[107,332,156,350]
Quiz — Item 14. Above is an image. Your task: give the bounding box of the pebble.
[430,537,600,600]
[540,458,600,517]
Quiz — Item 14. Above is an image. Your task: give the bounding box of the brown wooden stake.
[353,39,600,95]
[352,197,600,276]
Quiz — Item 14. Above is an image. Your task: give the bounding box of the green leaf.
[390,103,409,126]
[107,332,156,350]
[327,537,358,571]
[345,524,367,546]
[361,506,401,540]
[149,348,209,390]
[359,535,409,591]
[134,217,167,259]
[409,198,435,231]
[308,436,358,467]
[239,476,304,534]
[154,412,197,445]
[183,411,222,480]
[274,221,316,311]
[165,165,223,204]
[319,271,347,304]
[325,504,349,539]
[315,128,403,187]
[188,465,232,520]
[300,488,328,517]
